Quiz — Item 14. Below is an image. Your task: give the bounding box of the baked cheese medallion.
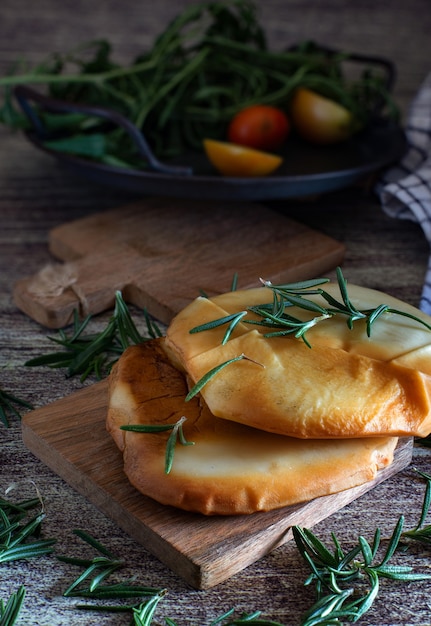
[107,340,398,515]
[107,277,431,516]
[164,283,431,439]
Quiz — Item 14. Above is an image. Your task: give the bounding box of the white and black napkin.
[378,72,431,313]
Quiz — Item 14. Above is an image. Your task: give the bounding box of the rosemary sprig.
[401,469,431,547]
[121,416,195,474]
[167,609,284,625]
[58,529,126,596]
[186,354,258,402]
[58,529,167,625]
[294,470,431,625]
[190,268,431,347]
[0,495,56,564]
[189,310,248,345]
[0,586,26,626]
[58,530,282,625]
[11,470,428,625]
[131,590,168,626]
[25,291,160,381]
[0,388,33,427]
[416,434,431,448]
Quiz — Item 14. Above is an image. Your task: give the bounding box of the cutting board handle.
[13,247,146,328]
[13,201,345,329]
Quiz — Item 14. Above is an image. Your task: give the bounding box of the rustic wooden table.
[1,1,431,624]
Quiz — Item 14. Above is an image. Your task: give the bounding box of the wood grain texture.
[12,199,344,327]
[21,379,413,589]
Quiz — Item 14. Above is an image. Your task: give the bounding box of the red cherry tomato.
[227,105,290,151]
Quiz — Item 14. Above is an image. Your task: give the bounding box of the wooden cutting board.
[21,380,413,589]
[13,197,345,328]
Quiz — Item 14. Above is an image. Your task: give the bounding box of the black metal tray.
[15,85,407,201]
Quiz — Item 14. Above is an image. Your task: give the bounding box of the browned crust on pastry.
[164,288,431,439]
[107,339,398,516]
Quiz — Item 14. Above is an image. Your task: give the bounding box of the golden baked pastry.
[164,283,431,439]
[107,339,398,515]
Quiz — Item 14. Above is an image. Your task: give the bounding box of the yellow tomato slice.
[203,139,282,177]
[290,88,354,144]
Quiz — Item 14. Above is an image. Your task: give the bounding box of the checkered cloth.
[378,72,431,313]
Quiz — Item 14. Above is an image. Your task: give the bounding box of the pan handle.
[13,85,193,176]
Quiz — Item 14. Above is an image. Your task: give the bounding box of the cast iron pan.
[13,48,406,201]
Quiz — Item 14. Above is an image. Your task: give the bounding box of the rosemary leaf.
[295,470,431,625]
[25,291,158,381]
[230,272,239,292]
[0,498,55,565]
[185,354,247,401]
[194,267,431,347]
[189,312,247,334]
[73,528,118,558]
[0,388,33,427]
[0,586,26,626]
[121,416,194,474]
[132,589,167,626]
[164,416,195,474]
[67,582,161,600]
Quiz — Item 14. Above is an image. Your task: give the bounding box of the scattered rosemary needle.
[58,529,166,623]
[0,495,56,564]
[416,434,431,448]
[121,416,195,474]
[0,387,33,427]
[58,529,125,596]
[185,354,249,401]
[132,590,168,626]
[0,586,26,626]
[25,290,160,381]
[295,470,431,626]
[191,267,431,347]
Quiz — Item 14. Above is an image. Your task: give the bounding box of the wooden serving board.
[21,380,413,589]
[13,197,345,328]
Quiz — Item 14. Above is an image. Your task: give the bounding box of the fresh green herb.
[0,1,397,168]
[4,471,429,624]
[167,609,284,625]
[121,416,195,474]
[131,590,168,626]
[58,530,281,624]
[58,529,126,596]
[58,529,167,624]
[190,268,431,348]
[0,388,33,427]
[185,354,251,401]
[0,495,56,564]
[0,586,26,626]
[294,470,431,625]
[401,469,431,548]
[416,434,431,448]
[25,291,160,381]
[190,310,248,344]
[230,272,239,292]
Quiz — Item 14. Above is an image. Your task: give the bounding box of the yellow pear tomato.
[290,88,354,144]
[203,139,282,177]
